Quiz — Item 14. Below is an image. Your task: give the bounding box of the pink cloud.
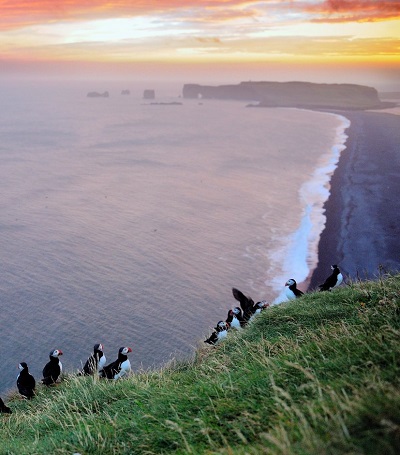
[1,0,399,31]
[0,1,256,29]
[305,0,400,22]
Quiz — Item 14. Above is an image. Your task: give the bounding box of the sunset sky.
[1,0,399,89]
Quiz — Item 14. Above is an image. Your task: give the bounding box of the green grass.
[1,273,399,454]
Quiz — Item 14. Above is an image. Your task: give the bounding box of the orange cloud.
[195,37,222,43]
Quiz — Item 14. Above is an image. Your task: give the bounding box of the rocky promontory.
[183,81,390,110]
[87,91,109,98]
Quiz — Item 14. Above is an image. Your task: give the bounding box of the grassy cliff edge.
[1,273,399,454]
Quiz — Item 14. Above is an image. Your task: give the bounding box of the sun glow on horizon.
[1,1,399,88]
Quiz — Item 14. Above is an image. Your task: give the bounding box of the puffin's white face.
[217,321,228,330]
[120,347,132,355]
[98,344,103,352]
[18,363,24,371]
[51,349,63,357]
[285,279,295,287]
[233,307,240,315]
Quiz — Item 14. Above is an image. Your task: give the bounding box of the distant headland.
[183,81,393,110]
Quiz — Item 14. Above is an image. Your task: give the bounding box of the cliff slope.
[1,273,399,454]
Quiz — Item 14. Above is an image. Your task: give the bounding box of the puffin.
[41,349,63,385]
[204,321,229,345]
[0,397,12,414]
[232,288,255,322]
[249,300,270,321]
[17,362,36,399]
[226,307,245,329]
[100,346,132,380]
[232,288,269,322]
[253,300,270,313]
[285,279,304,300]
[319,264,343,291]
[80,343,106,376]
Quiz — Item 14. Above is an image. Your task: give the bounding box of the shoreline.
[309,110,400,289]
[299,114,350,291]
[272,112,350,303]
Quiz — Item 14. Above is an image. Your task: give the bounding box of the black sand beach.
[309,110,400,289]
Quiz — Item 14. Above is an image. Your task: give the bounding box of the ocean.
[0,80,348,395]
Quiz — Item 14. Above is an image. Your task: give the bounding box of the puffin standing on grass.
[319,265,343,291]
[204,321,229,345]
[41,349,63,385]
[100,347,132,380]
[226,307,245,329]
[0,397,12,414]
[284,279,304,300]
[17,362,36,399]
[249,300,270,321]
[80,343,106,376]
[232,287,270,322]
[232,288,255,322]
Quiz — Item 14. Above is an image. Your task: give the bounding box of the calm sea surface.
[0,81,347,394]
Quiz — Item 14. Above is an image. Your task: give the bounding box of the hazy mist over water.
[0,80,346,394]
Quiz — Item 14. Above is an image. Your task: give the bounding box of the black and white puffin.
[0,397,12,414]
[80,343,106,376]
[249,300,270,321]
[100,346,132,380]
[41,349,63,386]
[204,321,229,345]
[232,288,255,322]
[17,362,36,399]
[226,307,245,329]
[319,264,343,291]
[284,279,304,300]
[232,287,270,322]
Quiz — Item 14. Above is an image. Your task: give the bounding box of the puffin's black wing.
[81,354,97,376]
[100,359,121,379]
[0,397,12,414]
[17,374,36,399]
[18,386,35,399]
[319,273,335,291]
[232,288,255,320]
[237,310,248,327]
[294,288,304,297]
[42,362,60,385]
[204,331,218,345]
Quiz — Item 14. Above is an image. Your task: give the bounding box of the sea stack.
[143,89,155,100]
[87,91,109,98]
